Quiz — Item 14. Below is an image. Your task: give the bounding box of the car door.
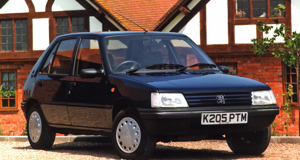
[67,37,108,128]
[34,38,78,125]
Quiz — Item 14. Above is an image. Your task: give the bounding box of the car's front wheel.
[226,126,271,155]
[27,104,56,150]
[111,108,156,159]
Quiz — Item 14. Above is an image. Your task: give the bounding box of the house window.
[270,0,285,17]
[284,66,298,105]
[235,0,285,19]
[15,20,28,51]
[0,20,12,51]
[71,17,84,33]
[0,19,27,52]
[56,18,69,36]
[253,0,267,18]
[236,0,250,18]
[56,17,85,36]
[0,71,17,111]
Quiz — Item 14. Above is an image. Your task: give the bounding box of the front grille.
[185,92,252,107]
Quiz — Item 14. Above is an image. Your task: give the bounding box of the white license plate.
[201,112,248,125]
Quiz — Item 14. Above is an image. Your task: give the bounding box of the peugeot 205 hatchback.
[21,32,279,159]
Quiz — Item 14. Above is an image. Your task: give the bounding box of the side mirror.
[80,68,104,78]
[219,66,229,74]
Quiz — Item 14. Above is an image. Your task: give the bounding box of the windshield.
[104,35,216,73]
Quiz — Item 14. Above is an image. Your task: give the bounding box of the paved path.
[1,136,300,159]
[1,140,300,160]
[1,135,300,143]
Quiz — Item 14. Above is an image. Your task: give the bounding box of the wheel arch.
[111,98,156,159]
[24,98,41,119]
[112,97,138,122]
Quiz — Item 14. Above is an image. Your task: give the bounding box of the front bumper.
[138,105,279,135]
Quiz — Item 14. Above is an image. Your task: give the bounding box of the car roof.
[56,31,187,39]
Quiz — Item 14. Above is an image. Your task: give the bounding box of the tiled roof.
[93,0,184,31]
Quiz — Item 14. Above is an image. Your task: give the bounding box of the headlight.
[252,90,276,105]
[151,93,189,108]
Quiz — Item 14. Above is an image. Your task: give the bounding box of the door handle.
[37,80,43,87]
[70,82,76,87]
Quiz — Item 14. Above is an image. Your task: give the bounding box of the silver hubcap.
[29,111,42,143]
[116,117,141,153]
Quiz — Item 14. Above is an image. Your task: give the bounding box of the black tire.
[27,104,56,150]
[111,108,156,160]
[226,126,271,155]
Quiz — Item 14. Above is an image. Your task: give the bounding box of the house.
[198,0,298,136]
[0,0,208,135]
[0,0,298,136]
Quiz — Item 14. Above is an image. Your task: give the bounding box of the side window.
[74,38,101,75]
[41,43,59,74]
[46,39,76,75]
[40,39,76,74]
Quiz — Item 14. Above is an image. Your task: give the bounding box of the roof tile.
[94,0,184,31]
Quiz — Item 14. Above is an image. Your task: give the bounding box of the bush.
[0,123,5,136]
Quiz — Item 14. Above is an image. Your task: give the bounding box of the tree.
[251,4,300,135]
[251,5,300,68]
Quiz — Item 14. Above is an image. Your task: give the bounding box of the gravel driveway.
[1,139,300,160]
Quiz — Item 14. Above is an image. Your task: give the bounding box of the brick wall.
[1,55,299,136]
[214,55,299,136]
[0,61,35,135]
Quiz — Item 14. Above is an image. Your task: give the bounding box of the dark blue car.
[21,31,279,159]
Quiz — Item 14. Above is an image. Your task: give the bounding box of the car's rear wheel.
[27,104,56,150]
[112,108,156,159]
[226,126,271,155]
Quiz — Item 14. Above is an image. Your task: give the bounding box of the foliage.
[0,84,16,97]
[22,124,27,136]
[0,85,16,136]
[282,84,293,136]
[251,4,297,136]
[282,84,293,118]
[273,4,286,17]
[271,122,280,136]
[270,83,293,136]
[0,123,5,136]
[251,4,300,68]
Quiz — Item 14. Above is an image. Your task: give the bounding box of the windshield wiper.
[126,67,143,74]
[178,63,217,72]
[145,63,184,69]
[126,64,184,74]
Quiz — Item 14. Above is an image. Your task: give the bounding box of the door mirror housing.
[219,66,229,74]
[80,68,104,78]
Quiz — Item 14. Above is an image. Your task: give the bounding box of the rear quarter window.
[40,39,77,75]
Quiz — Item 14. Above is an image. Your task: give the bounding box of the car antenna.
[112,9,148,34]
